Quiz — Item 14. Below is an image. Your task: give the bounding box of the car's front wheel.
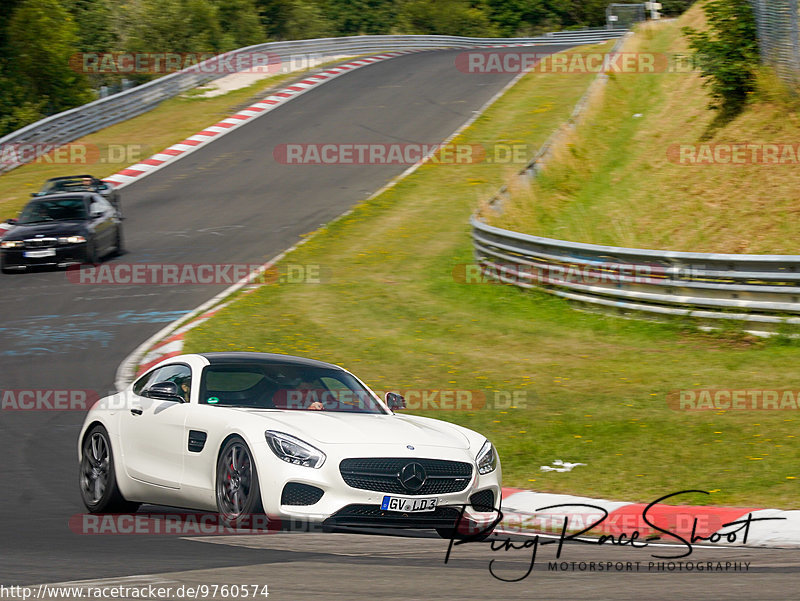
[216,437,263,527]
[113,226,124,256]
[79,425,140,513]
[84,239,98,264]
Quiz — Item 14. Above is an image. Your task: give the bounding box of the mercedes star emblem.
[399,462,427,492]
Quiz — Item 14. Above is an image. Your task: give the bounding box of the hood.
[238,410,471,449]
[3,221,87,241]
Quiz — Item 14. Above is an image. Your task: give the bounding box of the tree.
[660,0,697,17]
[322,0,401,35]
[6,0,92,115]
[63,0,117,54]
[683,0,759,116]
[398,0,496,36]
[255,0,334,40]
[213,0,266,48]
[125,0,225,55]
[484,0,557,37]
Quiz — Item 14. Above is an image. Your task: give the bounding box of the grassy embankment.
[492,6,800,254]
[178,17,800,509]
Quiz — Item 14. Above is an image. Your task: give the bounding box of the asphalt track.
[0,46,798,599]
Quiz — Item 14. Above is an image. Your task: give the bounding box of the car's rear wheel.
[216,437,263,527]
[79,425,140,513]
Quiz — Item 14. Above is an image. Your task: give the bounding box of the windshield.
[18,197,88,224]
[200,363,387,414]
[40,178,94,194]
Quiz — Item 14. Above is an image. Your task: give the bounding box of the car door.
[119,363,192,489]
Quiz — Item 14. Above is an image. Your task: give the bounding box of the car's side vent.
[188,430,207,453]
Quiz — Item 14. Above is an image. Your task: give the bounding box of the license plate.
[24,249,55,258]
[381,495,437,512]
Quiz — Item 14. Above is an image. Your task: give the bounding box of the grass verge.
[181,40,800,508]
[491,5,800,254]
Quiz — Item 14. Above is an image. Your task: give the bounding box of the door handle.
[130,408,143,416]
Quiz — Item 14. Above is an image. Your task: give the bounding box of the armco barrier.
[470,216,800,334]
[0,31,624,174]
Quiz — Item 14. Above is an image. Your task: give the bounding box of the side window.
[132,371,155,396]
[136,364,192,401]
[151,364,192,402]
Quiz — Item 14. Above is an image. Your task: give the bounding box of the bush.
[683,0,759,117]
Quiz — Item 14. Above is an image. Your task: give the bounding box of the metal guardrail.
[471,217,800,333]
[0,31,624,174]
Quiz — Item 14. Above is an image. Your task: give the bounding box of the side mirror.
[145,381,185,402]
[386,392,406,411]
[6,218,17,225]
[90,210,104,219]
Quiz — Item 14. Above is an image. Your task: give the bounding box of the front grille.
[339,458,472,495]
[470,489,495,512]
[323,504,462,529]
[281,482,324,506]
[24,238,57,248]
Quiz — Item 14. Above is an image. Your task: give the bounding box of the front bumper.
[253,441,502,530]
[1,243,88,269]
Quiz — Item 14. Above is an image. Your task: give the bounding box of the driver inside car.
[295,377,324,411]
[172,375,191,402]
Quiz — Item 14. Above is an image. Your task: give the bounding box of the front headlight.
[265,430,326,468]
[57,235,86,244]
[476,440,498,475]
[1,240,23,249]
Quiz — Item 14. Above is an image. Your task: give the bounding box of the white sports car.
[78,352,501,538]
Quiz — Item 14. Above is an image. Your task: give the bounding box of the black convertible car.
[1,192,123,272]
[33,175,121,213]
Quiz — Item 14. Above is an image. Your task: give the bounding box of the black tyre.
[79,425,140,513]
[84,239,98,264]
[216,437,263,526]
[113,226,124,256]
